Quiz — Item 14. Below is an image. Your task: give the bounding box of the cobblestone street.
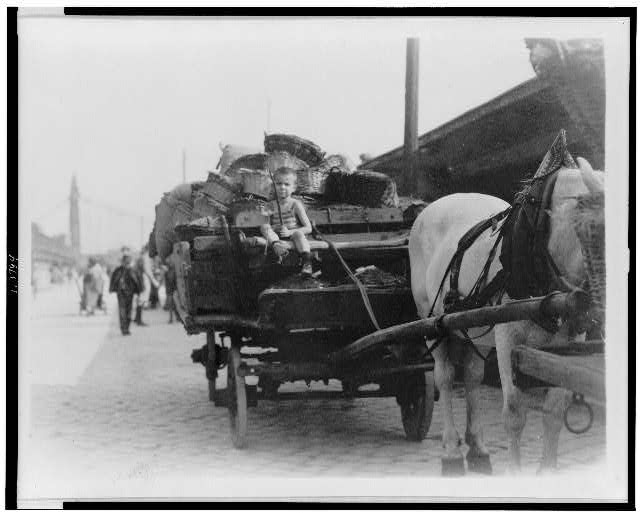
[18,283,610,504]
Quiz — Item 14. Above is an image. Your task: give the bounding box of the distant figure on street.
[134,244,159,326]
[149,257,163,309]
[109,248,141,336]
[82,257,104,315]
[94,260,108,312]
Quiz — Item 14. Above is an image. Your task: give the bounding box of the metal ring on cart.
[563,393,594,435]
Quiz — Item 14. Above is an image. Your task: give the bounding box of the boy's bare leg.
[260,224,289,260]
[291,231,312,276]
[260,224,279,244]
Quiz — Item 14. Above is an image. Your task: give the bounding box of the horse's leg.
[495,323,527,471]
[539,387,572,472]
[432,341,465,475]
[463,347,492,474]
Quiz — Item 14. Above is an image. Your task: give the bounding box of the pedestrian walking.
[82,257,104,315]
[109,249,141,336]
[134,244,159,326]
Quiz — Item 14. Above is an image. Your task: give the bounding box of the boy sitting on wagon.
[260,166,313,276]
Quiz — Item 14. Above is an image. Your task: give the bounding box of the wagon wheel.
[227,343,248,448]
[398,371,435,442]
[206,331,218,403]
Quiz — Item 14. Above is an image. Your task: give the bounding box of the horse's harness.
[427,158,589,359]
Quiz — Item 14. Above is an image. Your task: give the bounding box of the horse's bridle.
[500,165,585,302]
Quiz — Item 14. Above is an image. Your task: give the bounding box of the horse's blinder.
[499,168,587,331]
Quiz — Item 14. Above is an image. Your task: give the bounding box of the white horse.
[409,156,604,473]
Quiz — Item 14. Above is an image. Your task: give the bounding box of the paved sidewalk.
[18,287,608,504]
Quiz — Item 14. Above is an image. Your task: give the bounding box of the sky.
[18,15,615,253]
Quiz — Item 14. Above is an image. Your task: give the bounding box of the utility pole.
[182,148,186,184]
[267,98,271,133]
[69,174,81,262]
[140,216,144,249]
[404,37,420,195]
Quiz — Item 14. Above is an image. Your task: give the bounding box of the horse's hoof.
[441,456,466,476]
[466,453,492,475]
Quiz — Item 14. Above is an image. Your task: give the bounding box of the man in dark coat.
[109,249,142,336]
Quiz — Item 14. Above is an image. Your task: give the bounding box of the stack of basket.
[297,154,353,197]
[191,173,241,219]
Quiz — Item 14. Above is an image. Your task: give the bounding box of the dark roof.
[359,39,605,202]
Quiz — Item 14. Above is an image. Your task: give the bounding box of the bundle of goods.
[154,183,197,259]
[297,154,353,197]
[324,170,399,208]
[216,143,262,174]
[264,133,325,167]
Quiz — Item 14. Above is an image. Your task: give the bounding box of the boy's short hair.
[274,166,297,182]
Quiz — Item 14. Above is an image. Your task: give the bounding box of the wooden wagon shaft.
[329,291,590,363]
[512,346,605,401]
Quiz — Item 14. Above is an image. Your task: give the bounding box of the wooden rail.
[513,346,605,401]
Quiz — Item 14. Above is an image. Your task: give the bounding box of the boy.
[260,167,313,276]
[109,248,142,336]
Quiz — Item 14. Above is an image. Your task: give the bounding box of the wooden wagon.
[173,202,437,448]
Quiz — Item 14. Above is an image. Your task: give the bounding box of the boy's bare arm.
[292,200,312,235]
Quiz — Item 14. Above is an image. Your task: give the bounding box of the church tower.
[69,175,80,257]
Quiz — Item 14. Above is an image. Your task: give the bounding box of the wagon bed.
[173,201,437,447]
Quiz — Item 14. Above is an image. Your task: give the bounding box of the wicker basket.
[203,173,240,205]
[224,153,269,186]
[297,154,352,196]
[264,133,325,167]
[324,170,399,207]
[266,151,308,174]
[192,191,229,219]
[240,169,275,201]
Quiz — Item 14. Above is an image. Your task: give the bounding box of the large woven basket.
[264,133,325,167]
[297,154,352,196]
[241,169,275,201]
[266,151,308,174]
[223,153,269,186]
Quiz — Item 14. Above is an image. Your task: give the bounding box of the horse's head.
[549,158,605,307]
